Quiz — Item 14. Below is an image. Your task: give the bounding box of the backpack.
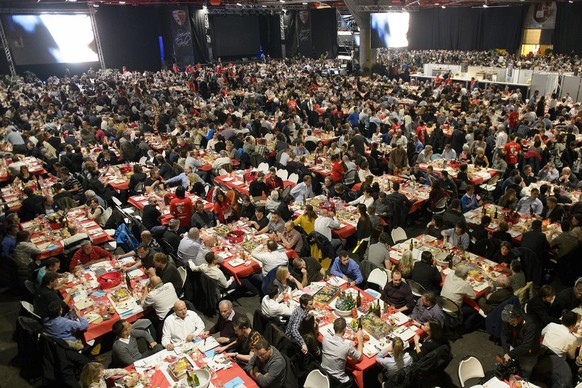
[114,223,139,252]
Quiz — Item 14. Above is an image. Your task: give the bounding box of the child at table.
[80,362,129,388]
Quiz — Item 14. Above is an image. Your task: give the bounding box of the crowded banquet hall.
[3,0,582,387]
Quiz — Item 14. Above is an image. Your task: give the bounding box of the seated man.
[261,284,292,322]
[34,272,73,319]
[221,315,264,361]
[244,338,286,388]
[541,310,578,359]
[112,319,163,367]
[190,200,215,229]
[248,206,269,231]
[289,257,325,288]
[410,290,445,326]
[43,300,89,350]
[189,251,235,290]
[161,300,205,350]
[441,265,476,308]
[139,276,178,327]
[321,317,363,386]
[276,221,303,255]
[329,250,364,287]
[69,240,113,272]
[286,294,315,354]
[202,300,244,348]
[478,275,514,315]
[382,270,415,314]
[149,252,183,296]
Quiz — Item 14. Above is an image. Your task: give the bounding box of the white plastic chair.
[367,268,388,290]
[458,356,485,387]
[304,370,330,388]
[138,156,147,166]
[218,168,228,176]
[391,227,407,244]
[111,197,123,208]
[276,169,289,181]
[21,301,41,321]
[257,162,270,173]
[288,173,299,184]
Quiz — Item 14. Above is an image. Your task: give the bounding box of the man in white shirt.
[177,228,202,267]
[251,240,288,277]
[189,251,235,289]
[141,276,179,320]
[541,310,578,359]
[162,300,205,350]
[314,209,342,252]
[211,150,233,171]
[440,265,475,307]
[495,125,508,149]
[261,284,292,321]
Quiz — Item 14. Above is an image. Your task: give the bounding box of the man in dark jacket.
[501,305,541,378]
[478,275,514,315]
[526,285,560,330]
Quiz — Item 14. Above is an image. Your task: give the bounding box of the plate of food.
[313,285,339,305]
[111,287,131,304]
[361,313,391,340]
[167,357,195,382]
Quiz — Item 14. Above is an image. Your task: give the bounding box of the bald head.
[188,227,200,240]
[141,230,153,243]
[173,300,188,319]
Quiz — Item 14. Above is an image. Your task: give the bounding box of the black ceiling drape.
[259,14,282,59]
[553,2,582,55]
[408,6,526,53]
[95,5,163,71]
[190,9,209,64]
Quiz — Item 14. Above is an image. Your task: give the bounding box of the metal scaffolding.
[0,18,16,77]
[88,7,106,69]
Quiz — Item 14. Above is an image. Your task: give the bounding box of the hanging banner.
[170,8,196,67]
[297,9,312,56]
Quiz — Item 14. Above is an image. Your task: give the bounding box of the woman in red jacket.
[213,189,234,223]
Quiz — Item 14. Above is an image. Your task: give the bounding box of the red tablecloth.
[315,283,423,388]
[140,351,258,388]
[218,248,298,286]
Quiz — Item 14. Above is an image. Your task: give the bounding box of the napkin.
[224,377,245,388]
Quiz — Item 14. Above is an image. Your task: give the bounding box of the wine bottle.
[357,317,362,330]
[125,271,132,291]
[356,292,361,308]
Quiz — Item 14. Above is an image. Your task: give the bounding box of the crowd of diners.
[4,49,582,387]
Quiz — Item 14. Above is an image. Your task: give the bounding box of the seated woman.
[473,147,489,168]
[489,241,516,265]
[491,221,512,243]
[376,337,413,378]
[14,165,34,184]
[128,164,147,195]
[80,362,129,388]
[411,320,448,361]
[426,215,444,240]
[265,190,280,214]
[497,188,517,210]
[213,189,235,224]
[273,266,303,294]
[299,314,321,360]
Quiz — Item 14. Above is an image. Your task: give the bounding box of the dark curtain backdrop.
[408,6,526,52]
[311,9,338,58]
[554,2,582,55]
[191,9,210,64]
[284,12,299,57]
[258,14,282,58]
[284,9,337,58]
[96,5,164,71]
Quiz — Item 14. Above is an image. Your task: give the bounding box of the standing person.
[170,186,193,231]
[321,317,363,387]
[500,305,541,378]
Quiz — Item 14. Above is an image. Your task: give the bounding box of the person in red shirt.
[69,240,113,272]
[415,121,427,145]
[169,186,193,230]
[213,189,234,224]
[508,108,519,130]
[330,154,345,183]
[504,134,522,167]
